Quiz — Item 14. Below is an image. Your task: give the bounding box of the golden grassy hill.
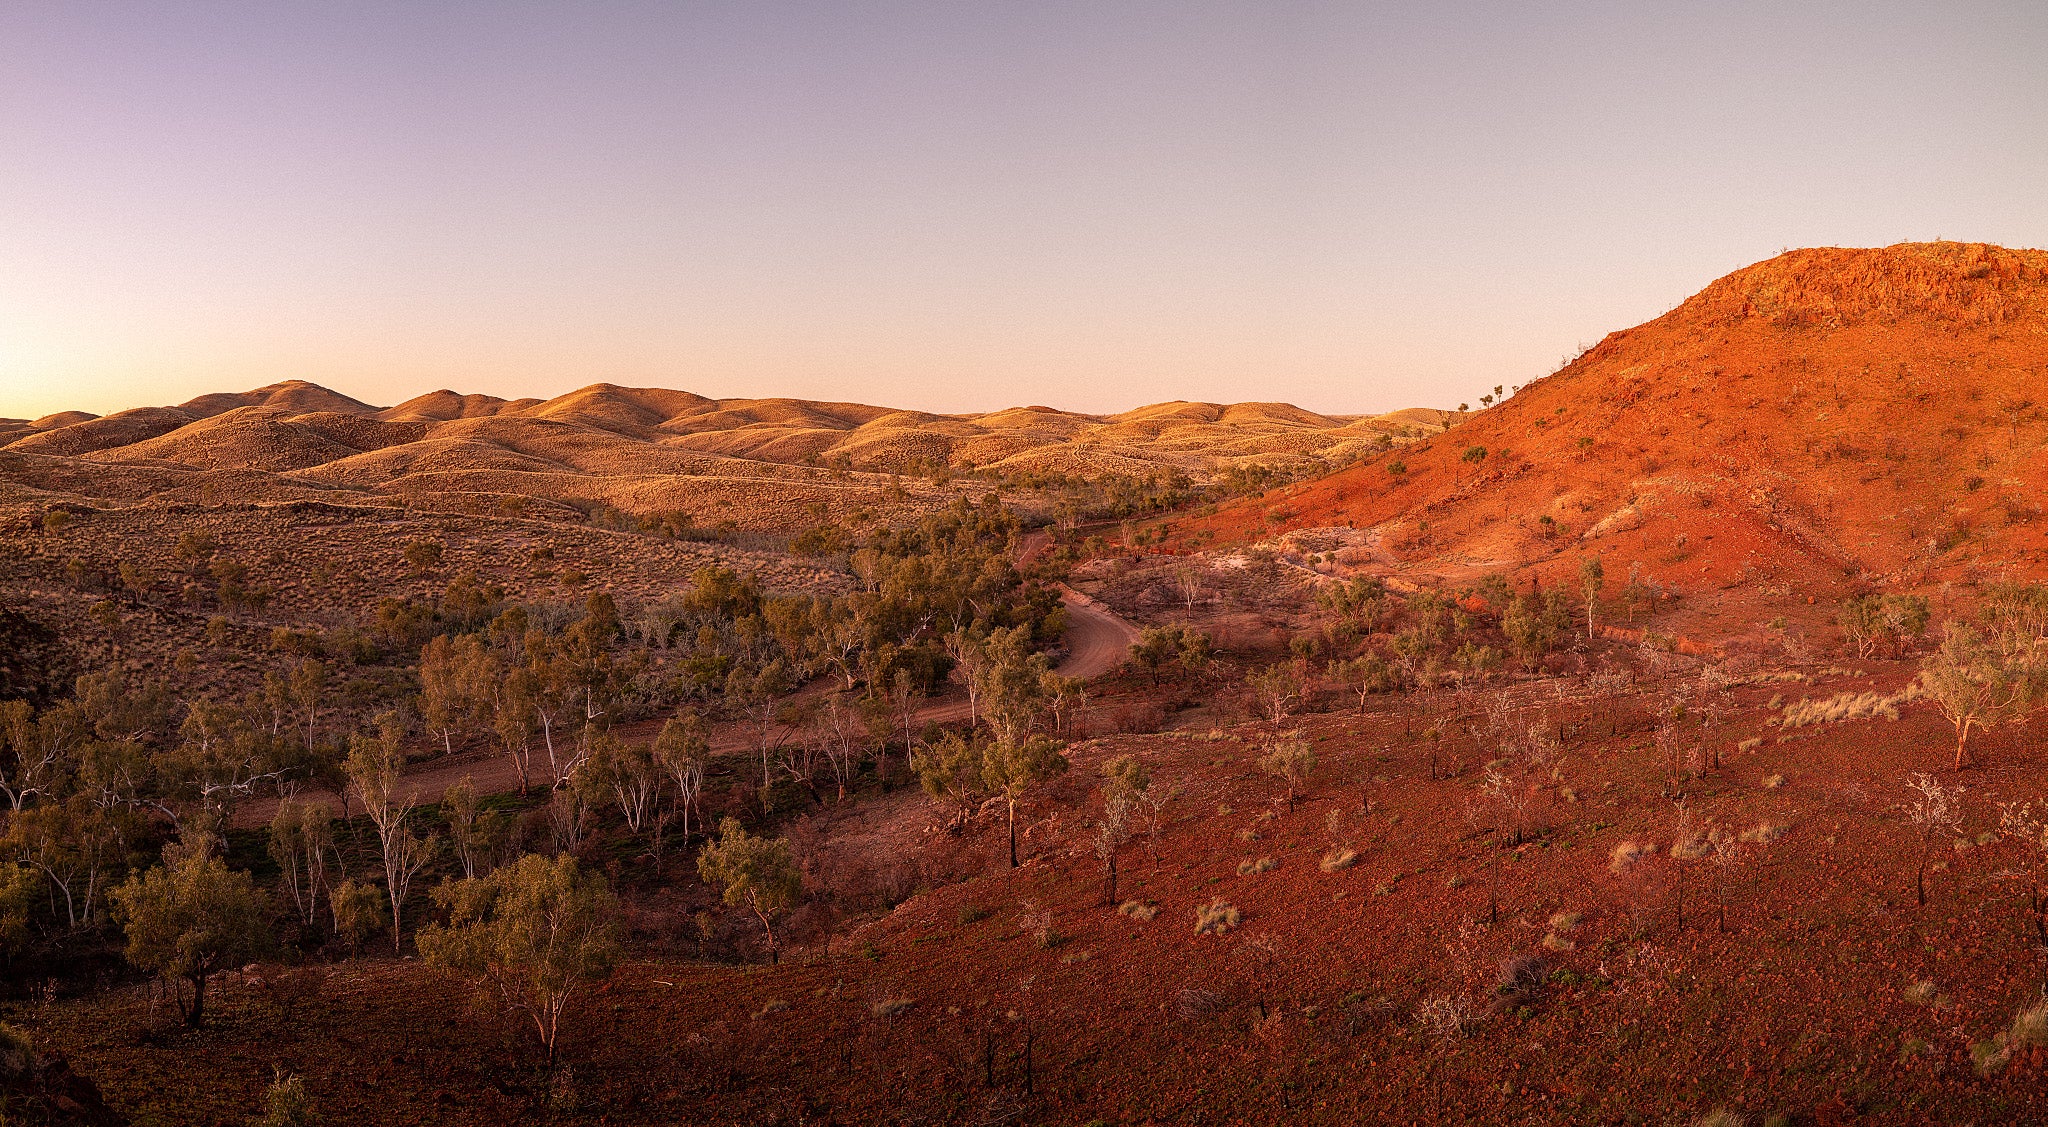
[3,380,1458,533]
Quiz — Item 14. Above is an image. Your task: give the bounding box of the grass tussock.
[1117,900,1159,920]
[871,997,916,1019]
[1238,857,1277,876]
[1776,683,1922,729]
[1194,900,1240,936]
[1609,840,1654,873]
[1971,1000,2048,1075]
[1320,848,1357,872]
[1739,822,1789,845]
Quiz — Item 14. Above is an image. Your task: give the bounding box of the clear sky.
[3,1,2045,422]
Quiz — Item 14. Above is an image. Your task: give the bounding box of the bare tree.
[1173,563,1204,618]
[1902,772,1963,907]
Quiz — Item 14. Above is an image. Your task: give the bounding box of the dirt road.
[1055,584,1140,680]
[237,587,1134,824]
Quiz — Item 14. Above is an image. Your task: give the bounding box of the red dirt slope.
[1182,242,2048,618]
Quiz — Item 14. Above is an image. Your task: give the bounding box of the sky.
[3,1,2046,422]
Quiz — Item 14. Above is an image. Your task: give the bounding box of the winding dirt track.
[1053,584,1140,680]
[237,587,1135,825]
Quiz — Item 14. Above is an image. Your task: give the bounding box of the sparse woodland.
[5,243,2048,1123]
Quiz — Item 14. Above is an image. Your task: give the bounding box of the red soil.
[38,661,2048,1124]
[1178,242,2048,636]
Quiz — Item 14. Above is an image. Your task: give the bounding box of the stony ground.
[26,652,2048,1125]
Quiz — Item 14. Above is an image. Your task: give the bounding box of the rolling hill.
[0,381,1461,532]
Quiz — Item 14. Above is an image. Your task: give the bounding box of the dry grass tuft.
[1609,840,1654,873]
[1194,900,1241,936]
[1415,994,1473,1043]
[1117,900,1159,921]
[1776,684,1921,729]
[871,997,915,1019]
[1320,848,1358,872]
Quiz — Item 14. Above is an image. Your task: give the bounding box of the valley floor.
[26,662,2048,1125]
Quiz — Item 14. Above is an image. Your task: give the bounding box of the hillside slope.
[1186,242,2048,617]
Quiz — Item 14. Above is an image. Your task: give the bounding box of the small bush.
[402,539,443,572]
[1496,955,1547,999]
[1194,900,1240,936]
[1609,841,1653,874]
[1117,900,1159,921]
[956,904,992,926]
[1238,857,1276,876]
[256,1068,316,1127]
[1415,994,1472,1043]
[1739,822,1788,845]
[1320,849,1357,872]
[1760,774,1784,789]
[1737,737,1763,753]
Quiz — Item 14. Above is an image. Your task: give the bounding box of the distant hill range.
[0,380,1461,530]
[1186,241,2048,605]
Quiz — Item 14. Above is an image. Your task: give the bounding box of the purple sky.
[4,1,2045,421]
